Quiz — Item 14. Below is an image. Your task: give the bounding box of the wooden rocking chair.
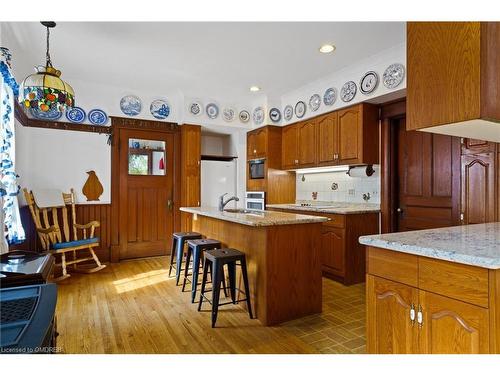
[23,188,106,281]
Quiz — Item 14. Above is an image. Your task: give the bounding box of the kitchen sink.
[223,208,253,214]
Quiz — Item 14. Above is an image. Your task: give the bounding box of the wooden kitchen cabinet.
[407,22,500,137]
[297,119,317,167]
[366,246,495,354]
[247,127,267,159]
[317,112,338,165]
[180,124,201,231]
[281,124,299,169]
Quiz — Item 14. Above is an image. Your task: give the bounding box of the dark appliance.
[0,251,54,288]
[248,158,265,179]
[0,283,58,353]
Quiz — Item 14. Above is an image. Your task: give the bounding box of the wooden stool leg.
[227,262,237,304]
[198,258,210,312]
[168,238,177,278]
[182,245,193,292]
[211,260,223,328]
[61,253,68,277]
[240,258,254,319]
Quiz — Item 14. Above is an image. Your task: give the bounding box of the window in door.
[128,138,166,176]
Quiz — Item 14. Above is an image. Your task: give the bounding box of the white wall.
[296,166,380,204]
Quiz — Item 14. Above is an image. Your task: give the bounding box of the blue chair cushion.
[53,237,99,250]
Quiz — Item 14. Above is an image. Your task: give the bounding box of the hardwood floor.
[56,257,366,354]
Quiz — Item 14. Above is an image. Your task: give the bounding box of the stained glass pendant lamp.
[18,21,75,112]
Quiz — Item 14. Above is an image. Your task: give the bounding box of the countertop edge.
[359,236,500,270]
[266,204,381,215]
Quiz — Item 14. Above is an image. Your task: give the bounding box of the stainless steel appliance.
[248,159,265,179]
[245,191,265,211]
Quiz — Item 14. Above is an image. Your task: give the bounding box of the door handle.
[397,208,403,213]
[167,199,173,211]
[410,303,416,326]
[417,305,423,329]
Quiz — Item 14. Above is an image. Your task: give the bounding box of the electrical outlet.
[348,189,355,196]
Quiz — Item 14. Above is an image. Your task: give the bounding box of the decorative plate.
[253,107,265,125]
[383,63,405,89]
[189,101,202,116]
[206,103,219,119]
[150,99,170,120]
[120,95,142,116]
[30,107,62,121]
[283,105,293,121]
[239,110,250,123]
[309,94,321,112]
[295,101,306,118]
[65,106,86,123]
[323,87,337,106]
[360,71,379,95]
[340,81,357,102]
[269,108,281,123]
[222,107,236,122]
[88,109,108,125]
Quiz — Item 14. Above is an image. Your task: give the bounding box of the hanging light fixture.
[18,21,75,112]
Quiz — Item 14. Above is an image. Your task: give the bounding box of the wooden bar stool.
[168,232,202,285]
[182,238,222,303]
[198,248,253,328]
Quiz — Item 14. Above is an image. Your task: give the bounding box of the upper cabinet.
[407,22,500,142]
[247,127,267,159]
[282,103,379,169]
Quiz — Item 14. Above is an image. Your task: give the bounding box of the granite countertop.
[180,206,328,227]
[266,202,380,215]
[359,222,500,269]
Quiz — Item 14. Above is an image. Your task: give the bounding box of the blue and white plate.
[295,101,306,118]
[150,99,170,120]
[283,105,293,121]
[206,103,219,119]
[189,101,203,116]
[269,108,281,123]
[30,107,62,121]
[65,106,86,123]
[309,94,321,112]
[223,107,236,122]
[253,107,265,125]
[323,87,337,106]
[239,110,250,123]
[120,95,142,116]
[88,109,108,125]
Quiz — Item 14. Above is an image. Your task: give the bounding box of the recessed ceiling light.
[250,86,261,92]
[319,44,336,54]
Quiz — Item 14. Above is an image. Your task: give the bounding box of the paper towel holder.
[347,165,375,177]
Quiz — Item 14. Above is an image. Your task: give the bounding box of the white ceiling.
[4,22,405,101]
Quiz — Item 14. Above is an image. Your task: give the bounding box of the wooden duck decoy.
[82,170,104,201]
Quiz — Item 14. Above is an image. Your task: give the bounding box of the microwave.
[245,191,265,211]
[248,159,265,179]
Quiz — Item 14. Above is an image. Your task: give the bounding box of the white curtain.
[1,47,25,249]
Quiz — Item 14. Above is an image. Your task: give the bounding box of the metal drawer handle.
[417,305,423,328]
[410,303,416,326]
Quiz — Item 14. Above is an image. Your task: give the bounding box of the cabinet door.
[318,113,338,165]
[247,132,256,159]
[320,226,345,276]
[461,151,496,224]
[419,290,489,354]
[337,105,361,164]
[297,120,317,167]
[366,275,419,354]
[281,124,299,169]
[254,128,267,158]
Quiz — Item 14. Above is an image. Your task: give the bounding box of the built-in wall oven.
[245,191,265,211]
[248,159,265,179]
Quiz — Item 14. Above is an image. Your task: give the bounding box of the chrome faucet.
[218,193,239,211]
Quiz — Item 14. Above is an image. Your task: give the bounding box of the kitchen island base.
[187,213,323,326]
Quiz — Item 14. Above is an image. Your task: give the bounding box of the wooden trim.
[111,116,178,132]
[380,99,406,120]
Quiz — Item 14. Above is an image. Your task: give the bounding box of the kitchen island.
[180,206,328,326]
[359,223,500,354]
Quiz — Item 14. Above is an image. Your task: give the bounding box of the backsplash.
[296,165,380,204]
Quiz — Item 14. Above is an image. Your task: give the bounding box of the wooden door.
[366,275,419,354]
[297,120,317,167]
[461,151,496,224]
[119,128,174,259]
[396,120,461,231]
[247,132,256,159]
[318,113,338,165]
[282,124,299,169]
[254,128,267,158]
[419,290,489,354]
[337,105,361,164]
[320,226,345,276]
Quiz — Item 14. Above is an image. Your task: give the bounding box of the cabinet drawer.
[322,214,345,228]
[367,247,418,287]
[418,257,489,308]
